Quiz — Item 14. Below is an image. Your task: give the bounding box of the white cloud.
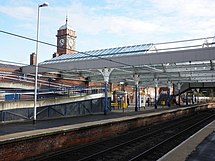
[74,0,215,38]
[0,6,34,20]
[106,16,159,35]
[58,2,161,36]
[72,14,160,36]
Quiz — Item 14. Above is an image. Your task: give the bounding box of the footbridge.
[174,82,215,96]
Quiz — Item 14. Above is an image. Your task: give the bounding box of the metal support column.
[146,87,150,107]
[177,82,181,106]
[104,81,108,115]
[154,86,157,109]
[133,74,140,112]
[154,79,158,109]
[186,92,189,105]
[192,94,194,104]
[167,80,171,108]
[135,84,138,111]
[196,88,200,103]
[98,68,113,115]
[194,91,197,103]
[191,89,195,104]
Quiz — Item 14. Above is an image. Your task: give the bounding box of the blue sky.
[0,0,215,65]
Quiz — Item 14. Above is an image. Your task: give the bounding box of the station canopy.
[22,37,215,87]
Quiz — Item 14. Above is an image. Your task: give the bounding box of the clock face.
[59,38,65,47]
[68,37,73,48]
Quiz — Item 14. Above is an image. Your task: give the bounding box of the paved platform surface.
[186,127,215,161]
[0,104,180,137]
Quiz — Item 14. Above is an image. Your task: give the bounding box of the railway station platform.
[0,104,182,136]
[0,103,214,161]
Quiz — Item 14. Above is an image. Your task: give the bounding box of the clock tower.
[56,17,76,56]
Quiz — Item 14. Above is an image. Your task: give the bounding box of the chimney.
[30,52,36,65]
[53,52,59,58]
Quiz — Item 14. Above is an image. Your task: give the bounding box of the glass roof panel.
[109,48,119,54]
[115,47,123,53]
[138,44,145,50]
[41,43,153,64]
[132,45,138,51]
[102,49,110,55]
[92,50,100,55]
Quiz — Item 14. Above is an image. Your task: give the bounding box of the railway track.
[32,110,215,161]
[129,111,215,161]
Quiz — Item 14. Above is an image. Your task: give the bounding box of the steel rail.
[128,113,215,161]
[77,112,212,161]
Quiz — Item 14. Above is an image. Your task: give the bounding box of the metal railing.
[0,71,71,88]
[1,86,105,102]
[148,36,215,53]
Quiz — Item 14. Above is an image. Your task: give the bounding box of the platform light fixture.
[33,2,49,124]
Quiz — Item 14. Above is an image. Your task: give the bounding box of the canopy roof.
[22,36,215,87]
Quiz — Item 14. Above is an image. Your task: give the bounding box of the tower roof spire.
[66,15,68,25]
[59,15,74,30]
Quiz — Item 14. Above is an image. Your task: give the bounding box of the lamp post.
[33,2,48,124]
